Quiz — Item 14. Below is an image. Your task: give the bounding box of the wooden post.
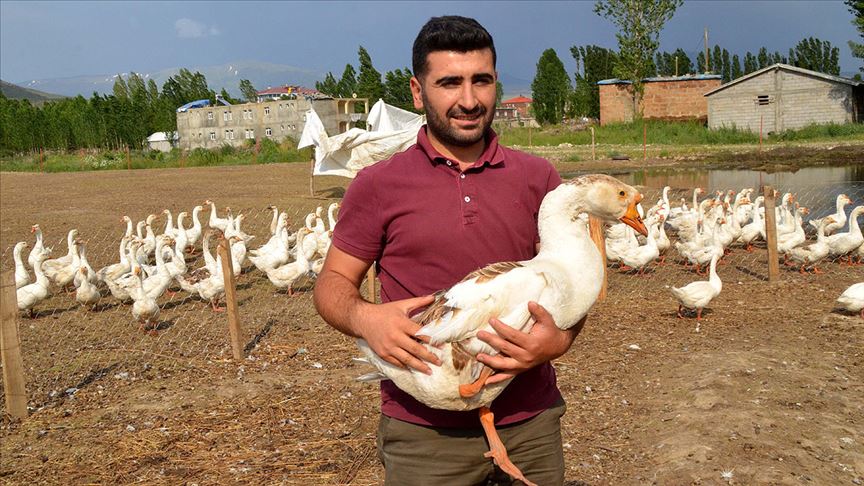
[365,266,377,303]
[588,216,608,301]
[528,125,533,147]
[39,148,43,173]
[1,270,28,419]
[126,145,131,170]
[217,238,244,361]
[590,127,596,161]
[759,115,763,152]
[643,123,647,160]
[309,156,315,197]
[762,185,780,282]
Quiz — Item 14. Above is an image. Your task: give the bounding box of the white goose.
[264,228,313,295]
[72,240,98,287]
[810,194,851,236]
[826,205,864,264]
[617,222,659,274]
[671,253,722,320]
[739,196,764,251]
[27,224,52,270]
[75,267,101,309]
[42,229,78,282]
[17,252,50,317]
[97,236,132,284]
[327,202,340,231]
[13,242,30,289]
[122,265,161,334]
[355,174,647,486]
[787,217,833,274]
[205,199,232,231]
[836,282,864,318]
[43,236,80,289]
[267,205,280,236]
[184,205,204,250]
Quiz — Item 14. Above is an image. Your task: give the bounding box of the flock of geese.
[604,187,863,319]
[13,200,339,333]
[9,185,864,333]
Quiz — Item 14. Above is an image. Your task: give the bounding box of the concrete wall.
[599,78,721,125]
[707,68,857,132]
[176,98,368,151]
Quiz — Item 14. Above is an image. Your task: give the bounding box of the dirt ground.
[1,146,863,485]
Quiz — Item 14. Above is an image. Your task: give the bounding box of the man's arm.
[475,302,586,385]
[313,246,441,374]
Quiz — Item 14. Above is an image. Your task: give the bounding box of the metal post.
[588,216,607,301]
[217,238,244,361]
[763,185,780,282]
[1,270,28,419]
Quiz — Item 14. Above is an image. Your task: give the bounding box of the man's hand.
[356,294,442,375]
[475,302,583,385]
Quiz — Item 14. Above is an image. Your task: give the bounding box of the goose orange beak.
[619,194,648,236]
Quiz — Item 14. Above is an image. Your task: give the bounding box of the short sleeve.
[545,162,562,194]
[331,168,385,262]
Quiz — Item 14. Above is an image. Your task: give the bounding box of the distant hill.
[0,80,66,105]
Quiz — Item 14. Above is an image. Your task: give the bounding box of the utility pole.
[704,27,710,73]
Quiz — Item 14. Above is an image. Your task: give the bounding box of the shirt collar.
[416,125,505,169]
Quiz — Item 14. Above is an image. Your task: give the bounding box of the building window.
[210,132,216,141]
[264,106,271,116]
[755,95,772,106]
[265,127,273,137]
[207,111,214,120]
[281,124,285,132]
[245,129,255,139]
[225,129,235,140]
[223,111,233,121]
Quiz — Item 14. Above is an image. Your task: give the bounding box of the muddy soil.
[0,147,862,485]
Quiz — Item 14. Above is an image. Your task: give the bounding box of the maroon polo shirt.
[332,126,562,428]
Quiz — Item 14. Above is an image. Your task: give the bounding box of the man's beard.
[423,92,494,148]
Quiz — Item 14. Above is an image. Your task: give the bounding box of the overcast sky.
[1,0,860,85]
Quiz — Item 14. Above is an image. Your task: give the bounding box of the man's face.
[410,49,497,148]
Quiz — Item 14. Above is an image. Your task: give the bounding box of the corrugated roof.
[598,73,721,85]
[502,95,532,104]
[257,85,322,96]
[704,63,861,97]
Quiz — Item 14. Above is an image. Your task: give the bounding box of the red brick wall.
[600,78,722,125]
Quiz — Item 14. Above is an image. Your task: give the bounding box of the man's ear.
[410,76,424,111]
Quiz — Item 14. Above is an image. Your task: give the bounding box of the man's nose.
[458,83,479,111]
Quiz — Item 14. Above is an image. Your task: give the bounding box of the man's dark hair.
[412,16,496,80]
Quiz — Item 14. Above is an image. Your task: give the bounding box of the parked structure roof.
[703,63,861,97]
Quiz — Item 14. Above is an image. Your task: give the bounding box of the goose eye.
[619,190,626,197]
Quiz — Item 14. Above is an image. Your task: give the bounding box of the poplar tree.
[847,0,864,72]
[356,46,385,102]
[239,79,258,102]
[531,48,571,124]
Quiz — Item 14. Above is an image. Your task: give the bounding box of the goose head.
[559,174,648,236]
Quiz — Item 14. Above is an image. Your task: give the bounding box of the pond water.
[562,164,864,223]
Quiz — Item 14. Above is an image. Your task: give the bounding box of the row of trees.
[314,46,413,112]
[531,0,851,125]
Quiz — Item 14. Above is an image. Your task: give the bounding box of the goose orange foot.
[458,366,494,398]
[479,407,537,486]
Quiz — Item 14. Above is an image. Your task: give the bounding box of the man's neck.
[426,129,487,171]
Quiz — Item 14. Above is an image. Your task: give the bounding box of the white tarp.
[298,99,425,178]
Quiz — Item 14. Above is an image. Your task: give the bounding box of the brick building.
[705,64,863,133]
[500,95,533,118]
[598,74,722,125]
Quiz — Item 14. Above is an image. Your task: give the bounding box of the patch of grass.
[0,138,313,173]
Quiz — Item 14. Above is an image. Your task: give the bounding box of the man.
[313,16,584,485]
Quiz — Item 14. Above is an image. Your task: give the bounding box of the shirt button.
[464,196,471,203]
[460,173,466,179]
[446,160,452,166]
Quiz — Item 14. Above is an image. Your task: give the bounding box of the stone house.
[704,63,863,133]
[598,74,722,125]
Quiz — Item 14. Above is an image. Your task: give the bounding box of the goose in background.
[671,253,722,321]
[836,282,864,318]
[17,252,50,318]
[826,205,864,264]
[75,267,101,309]
[205,199,232,231]
[13,241,30,289]
[810,194,851,236]
[28,224,52,270]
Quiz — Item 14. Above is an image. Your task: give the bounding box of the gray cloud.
[175,18,219,39]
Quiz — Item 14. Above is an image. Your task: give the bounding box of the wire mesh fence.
[1,179,862,413]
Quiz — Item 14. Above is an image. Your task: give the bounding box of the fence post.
[217,237,244,361]
[762,185,780,282]
[365,266,377,303]
[590,127,596,161]
[643,123,647,160]
[1,270,28,419]
[588,216,608,301]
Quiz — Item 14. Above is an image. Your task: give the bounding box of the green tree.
[336,64,357,98]
[721,49,731,82]
[531,48,572,124]
[112,75,129,101]
[383,68,414,111]
[218,88,240,105]
[594,0,684,113]
[757,47,769,69]
[239,79,257,102]
[731,54,743,79]
[162,68,215,110]
[743,52,758,74]
[712,45,722,74]
[789,37,840,75]
[847,0,864,72]
[356,46,385,102]
[315,72,340,97]
[496,80,504,105]
[570,44,617,118]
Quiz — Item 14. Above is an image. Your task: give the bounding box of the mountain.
[15,60,328,98]
[0,80,66,105]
